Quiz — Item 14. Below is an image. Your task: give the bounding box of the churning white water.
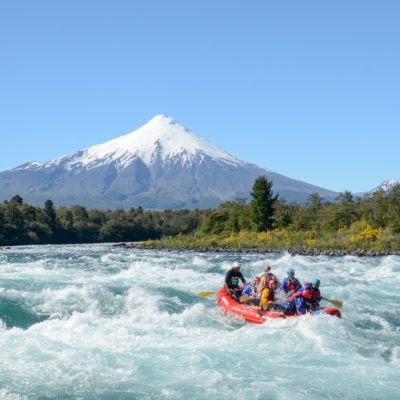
[0,244,399,399]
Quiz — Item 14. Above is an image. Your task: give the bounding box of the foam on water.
[0,244,399,399]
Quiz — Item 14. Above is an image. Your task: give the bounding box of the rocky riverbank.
[114,242,400,257]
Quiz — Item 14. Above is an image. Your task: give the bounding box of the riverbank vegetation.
[143,176,400,253]
[1,176,400,253]
[0,195,203,246]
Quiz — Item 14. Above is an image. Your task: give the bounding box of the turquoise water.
[0,244,399,399]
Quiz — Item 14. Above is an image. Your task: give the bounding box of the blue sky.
[1,0,399,193]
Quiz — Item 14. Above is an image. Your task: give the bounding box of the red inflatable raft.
[216,287,341,324]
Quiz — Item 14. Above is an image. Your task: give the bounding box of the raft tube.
[216,287,341,324]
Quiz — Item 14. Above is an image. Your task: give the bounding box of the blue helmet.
[287,268,295,277]
[312,279,320,288]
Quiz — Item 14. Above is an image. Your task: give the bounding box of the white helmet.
[233,262,241,268]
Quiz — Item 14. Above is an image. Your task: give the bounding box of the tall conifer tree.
[250,176,278,232]
[44,199,57,226]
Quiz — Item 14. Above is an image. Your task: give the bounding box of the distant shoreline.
[114,242,400,257]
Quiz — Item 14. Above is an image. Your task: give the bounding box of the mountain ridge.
[0,115,338,209]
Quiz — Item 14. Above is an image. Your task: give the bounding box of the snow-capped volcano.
[0,115,338,209]
[19,115,243,172]
[83,114,243,168]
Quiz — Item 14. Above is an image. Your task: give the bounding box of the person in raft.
[280,267,302,297]
[259,278,285,312]
[240,281,253,298]
[285,279,322,314]
[240,275,261,305]
[259,264,279,293]
[261,264,278,282]
[224,262,247,301]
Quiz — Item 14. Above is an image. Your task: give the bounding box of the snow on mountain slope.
[17,115,244,172]
[369,179,399,193]
[2,115,339,209]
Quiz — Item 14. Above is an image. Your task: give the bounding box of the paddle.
[198,291,216,297]
[198,291,251,304]
[322,297,343,308]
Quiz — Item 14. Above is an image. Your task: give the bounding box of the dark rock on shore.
[113,242,400,257]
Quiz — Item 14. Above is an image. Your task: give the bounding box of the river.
[0,244,399,399]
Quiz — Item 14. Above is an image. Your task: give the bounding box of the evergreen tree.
[44,199,57,226]
[10,194,23,206]
[250,176,278,232]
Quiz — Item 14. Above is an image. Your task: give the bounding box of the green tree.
[386,183,400,232]
[293,193,324,231]
[273,201,297,229]
[10,195,23,206]
[360,190,388,228]
[0,206,5,243]
[199,207,230,234]
[44,199,57,226]
[250,176,278,232]
[335,191,358,228]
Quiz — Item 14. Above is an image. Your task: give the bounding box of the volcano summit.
[0,115,337,209]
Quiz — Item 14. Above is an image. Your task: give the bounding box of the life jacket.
[241,283,253,297]
[261,287,275,302]
[283,278,301,293]
[309,288,321,301]
[259,287,276,310]
[290,285,320,301]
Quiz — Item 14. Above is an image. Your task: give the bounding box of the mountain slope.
[0,115,338,209]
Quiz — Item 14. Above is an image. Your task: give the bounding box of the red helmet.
[302,289,312,299]
[253,276,261,284]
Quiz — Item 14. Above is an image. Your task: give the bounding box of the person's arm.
[224,271,232,294]
[225,270,232,286]
[288,290,302,302]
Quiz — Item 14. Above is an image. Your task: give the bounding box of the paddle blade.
[330,299,343,308]
[198,291,216,297]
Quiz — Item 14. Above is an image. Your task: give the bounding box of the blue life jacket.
[241,283,253,296]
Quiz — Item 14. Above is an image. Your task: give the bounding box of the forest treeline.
[145,177,400,252]
[0,195,203,246]
[1,176,400,251]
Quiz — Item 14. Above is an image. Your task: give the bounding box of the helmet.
[304,282,312,289]
[302,289,312,299]
[253,276,261,284]
[312,279,320,288]
[287,268,295,277]
[233,262,240,268]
